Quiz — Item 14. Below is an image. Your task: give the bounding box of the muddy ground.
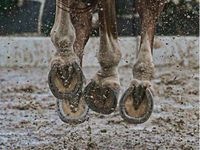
[0,65,199,149]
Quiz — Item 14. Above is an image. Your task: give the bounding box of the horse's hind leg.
[119,0,165,124]
[71,2,93,67]
[84,0,122,114]
[48,0,92,124]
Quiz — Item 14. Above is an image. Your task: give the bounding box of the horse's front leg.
[84,0,122,114]
[119,0,166,124]
[48,0,91,124]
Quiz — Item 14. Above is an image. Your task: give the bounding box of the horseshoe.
[119,86,153,124]
[56,95,89,124]
[48,62,84,99]
[83,80,119,114]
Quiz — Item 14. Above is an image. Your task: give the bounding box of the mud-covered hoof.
[48,62,84,99]
[84,81,119,114]
[119,86,153,124]
[56,96,89,124]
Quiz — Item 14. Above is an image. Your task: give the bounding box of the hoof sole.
[48,62,84,99]
[119,86,153,124]
[57,97,89,124]
[84,81,119,114]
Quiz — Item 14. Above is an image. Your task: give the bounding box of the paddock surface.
[0,37,198,67]
[0,64,199,149]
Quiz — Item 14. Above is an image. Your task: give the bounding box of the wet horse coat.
[48,0,166,124]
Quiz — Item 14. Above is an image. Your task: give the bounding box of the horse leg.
[119,0,165,124]
[71,2,93,67]
[48,0,92,124]
[84,0,122,114]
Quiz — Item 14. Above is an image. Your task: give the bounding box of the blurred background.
[0,0,199,36]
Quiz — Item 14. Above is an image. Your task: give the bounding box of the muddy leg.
[84,0,122,114]
[119,0,165,124]
[48,0,90,124]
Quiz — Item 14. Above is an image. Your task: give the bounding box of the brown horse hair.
[56,0,99,13]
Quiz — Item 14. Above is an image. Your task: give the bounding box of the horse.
[48,0,166,124]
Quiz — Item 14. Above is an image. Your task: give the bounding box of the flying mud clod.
[119,84,153,124]
[84,80,119,114]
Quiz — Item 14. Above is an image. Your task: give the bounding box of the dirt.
[0,65,199,149]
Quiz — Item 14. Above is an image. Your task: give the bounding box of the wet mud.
[0,65,199,149]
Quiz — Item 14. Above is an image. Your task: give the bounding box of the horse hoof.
[84,81,119,114]
[48,62,84,99]
[119,85,153,124]
[56,96,89,124]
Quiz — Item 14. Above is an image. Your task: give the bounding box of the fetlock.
[93,67,120,90]
[132,60,155,81]
[51,51,80,68]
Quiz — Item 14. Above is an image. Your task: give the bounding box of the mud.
[0,65,199,149]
